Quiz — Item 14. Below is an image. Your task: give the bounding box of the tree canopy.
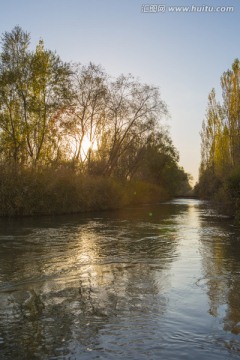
[197,58,240,220]
[0,27,191,215]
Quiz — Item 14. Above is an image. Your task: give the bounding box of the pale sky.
[0,0,240,183]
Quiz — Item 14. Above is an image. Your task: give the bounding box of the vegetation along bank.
[0,27,190,216]
[195,58,240,223]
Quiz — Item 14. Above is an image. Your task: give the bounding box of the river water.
[0,199,240,359]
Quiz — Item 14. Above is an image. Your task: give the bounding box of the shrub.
[0,165,124,216]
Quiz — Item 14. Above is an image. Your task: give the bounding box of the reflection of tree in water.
[0,205,179,359]
[199,219,240,337]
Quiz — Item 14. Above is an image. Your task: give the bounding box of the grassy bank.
[195,168,240,224]
[0,166,170,217]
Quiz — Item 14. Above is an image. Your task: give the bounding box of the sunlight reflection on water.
[0,199,240,359]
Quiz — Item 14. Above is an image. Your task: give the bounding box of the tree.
[0,26,30,163]
[221,59,240,167]
[101,75,168,177]
[65,63,108,166]
[132,131,190,195]
[0,27,190,215]
[0,26,72,167]
[198,58,240,216]
[66,69,169,179]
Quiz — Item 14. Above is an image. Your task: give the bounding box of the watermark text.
[141,4,235,13]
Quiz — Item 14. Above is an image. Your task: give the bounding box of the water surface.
[0,199,240,359]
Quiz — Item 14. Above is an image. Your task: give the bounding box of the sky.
[0,0,240,184]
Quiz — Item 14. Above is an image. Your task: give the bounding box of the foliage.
[197,58,240,222]
[0,26,72,166]
[0,27,190,216]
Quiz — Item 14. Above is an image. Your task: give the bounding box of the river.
[0,199,240,359]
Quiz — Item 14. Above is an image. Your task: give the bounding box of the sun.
[68,134,98,161]
[67,131,98,161]
[81,136,91,156]
[81,136,98,157]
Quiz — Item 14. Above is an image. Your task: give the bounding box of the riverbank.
[0,166,171,217]
[194,171,240,225]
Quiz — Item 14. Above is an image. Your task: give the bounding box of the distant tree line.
[196,58,240,221]
[0,26,190,216]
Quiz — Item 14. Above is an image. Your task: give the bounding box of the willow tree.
[101,74,168,177]
[67,67,168,178]
[0,26,72,166]
[66,63,108,166]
